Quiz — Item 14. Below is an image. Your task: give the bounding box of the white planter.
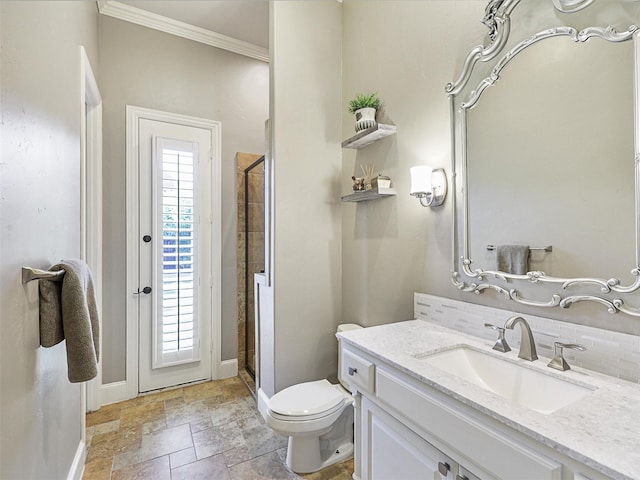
[354,107,377,132]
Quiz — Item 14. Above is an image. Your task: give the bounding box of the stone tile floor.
[82,376,354,480]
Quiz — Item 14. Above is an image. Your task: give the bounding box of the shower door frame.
[243,155,265,380]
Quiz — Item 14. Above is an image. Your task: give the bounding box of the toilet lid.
[269,379,345,418]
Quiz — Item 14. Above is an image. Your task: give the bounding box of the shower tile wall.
[236,153,265,373]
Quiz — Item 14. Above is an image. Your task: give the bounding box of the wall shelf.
[341,124,397,149]
[341,187,396,203]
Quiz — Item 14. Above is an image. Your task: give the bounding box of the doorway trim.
[125,105,222,399]
[75,45,102,479]
[80,46,103,411]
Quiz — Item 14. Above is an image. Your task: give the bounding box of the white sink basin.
[421,346,596,414]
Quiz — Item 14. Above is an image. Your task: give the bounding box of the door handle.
[134,286,152,295]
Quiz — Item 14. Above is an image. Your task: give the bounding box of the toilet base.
[285,406,354,474]
[287,437,353,474]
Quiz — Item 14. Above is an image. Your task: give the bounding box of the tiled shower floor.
[83,376,354,479]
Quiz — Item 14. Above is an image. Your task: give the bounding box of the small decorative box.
[371,175,391,190]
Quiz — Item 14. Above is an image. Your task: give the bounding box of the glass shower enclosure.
[241,155,265,379]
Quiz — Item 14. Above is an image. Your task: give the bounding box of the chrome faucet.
[504,316,538,361]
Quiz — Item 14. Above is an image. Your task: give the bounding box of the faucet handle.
[484,323,511,353]
[548,342,586,371]
[554,342,586,355]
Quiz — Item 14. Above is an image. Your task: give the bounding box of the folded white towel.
[39,259,99,383]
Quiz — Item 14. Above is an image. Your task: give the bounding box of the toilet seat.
[269,379,346,421]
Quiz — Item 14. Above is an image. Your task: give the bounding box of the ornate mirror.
[449,0,640,316]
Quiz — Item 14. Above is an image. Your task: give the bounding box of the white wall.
[99,16,269,383]
[0,1,98,477]
[341,1,640,336]
[270,0,343,392]
[341,1,485,327]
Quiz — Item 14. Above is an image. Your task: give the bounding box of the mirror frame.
[448,0,640,316]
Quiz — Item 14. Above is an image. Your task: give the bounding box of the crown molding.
[97,1,269,63]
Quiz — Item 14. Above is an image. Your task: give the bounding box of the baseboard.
[257,387,270,421]
[100,380,128,406]
[66,440,86,480]
[219,358,238,379]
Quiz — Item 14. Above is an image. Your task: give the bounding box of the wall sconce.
[410,165,447,207]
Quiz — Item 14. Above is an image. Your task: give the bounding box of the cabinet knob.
[437,461,450,476]
[348,367,358,376]
[456,475,469,480]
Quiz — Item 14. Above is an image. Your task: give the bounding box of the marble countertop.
[337,319,640,480]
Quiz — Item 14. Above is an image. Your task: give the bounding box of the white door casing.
[80,46,103,414]
[126,106,222,397]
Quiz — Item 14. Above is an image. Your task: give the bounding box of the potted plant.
[348,92,382,132]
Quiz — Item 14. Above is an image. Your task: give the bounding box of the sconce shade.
[410,166,432,195]
[410,165,447,208]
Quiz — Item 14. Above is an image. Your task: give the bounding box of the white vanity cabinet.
[362,396,478,480]
[339,343,612,480]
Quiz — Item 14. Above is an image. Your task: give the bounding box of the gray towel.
[39,259,100,383]
[496,245,530,275]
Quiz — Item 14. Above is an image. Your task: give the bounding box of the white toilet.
[263,323,362,474]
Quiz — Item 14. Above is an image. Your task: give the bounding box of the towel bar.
[486,245,552,252]
[21,267,65,284]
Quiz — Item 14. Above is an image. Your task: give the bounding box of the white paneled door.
[136,116,217,393]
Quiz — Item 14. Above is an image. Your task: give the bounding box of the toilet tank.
[337,323,363,389]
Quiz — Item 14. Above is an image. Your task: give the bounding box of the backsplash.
[414,293,640,384]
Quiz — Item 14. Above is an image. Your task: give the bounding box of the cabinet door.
[363,397,455,480]
[457,466,483,480]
